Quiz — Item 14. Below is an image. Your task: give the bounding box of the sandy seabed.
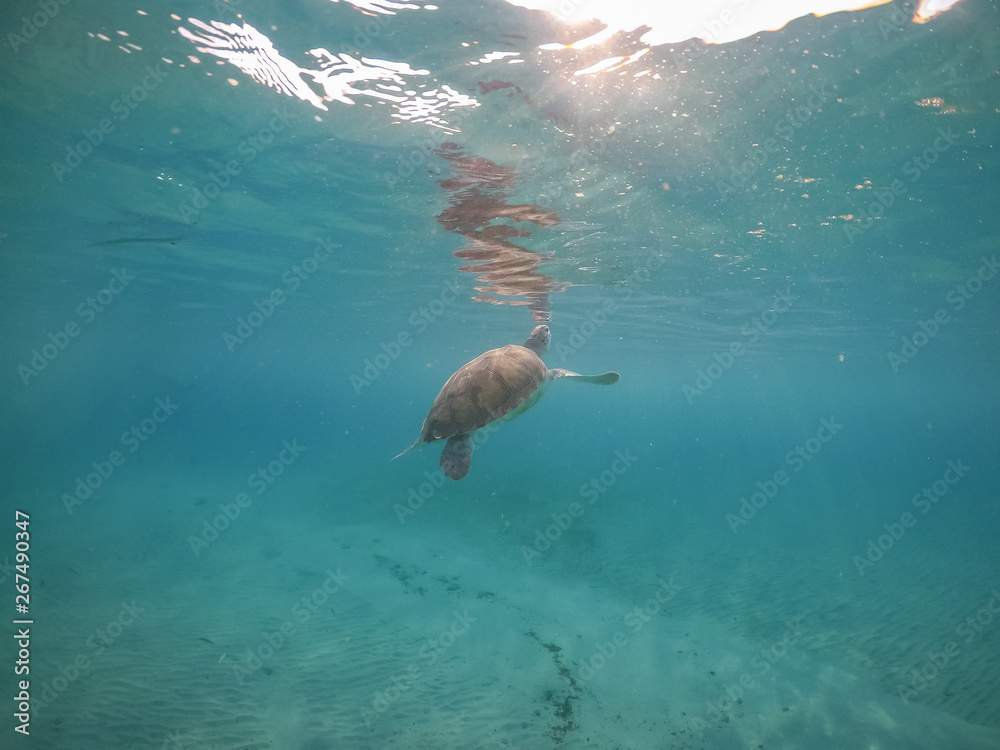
[24,468,1000,750]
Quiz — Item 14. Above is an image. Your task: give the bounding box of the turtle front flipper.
[440,434,474,480]
[549,369,620,385]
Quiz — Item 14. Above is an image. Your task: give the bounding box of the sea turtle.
[395,325,620,480]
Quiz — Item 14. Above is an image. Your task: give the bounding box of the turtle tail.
[392,439,422,460]
[549,369,620,385]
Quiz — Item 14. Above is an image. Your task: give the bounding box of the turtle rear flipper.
[550,369,620,385]
[440,434,473,480]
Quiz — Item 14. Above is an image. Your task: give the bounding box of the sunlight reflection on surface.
[505,0,964,45]
[176,17,478,128]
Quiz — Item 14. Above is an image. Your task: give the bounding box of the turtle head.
[523,324,550,354]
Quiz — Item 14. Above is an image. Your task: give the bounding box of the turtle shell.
[420,345,546,443]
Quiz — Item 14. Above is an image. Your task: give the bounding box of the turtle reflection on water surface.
[395,325,620,480]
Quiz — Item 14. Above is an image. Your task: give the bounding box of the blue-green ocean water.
[2,1,999,748]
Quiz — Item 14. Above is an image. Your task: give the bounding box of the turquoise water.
[2,0,999,748]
